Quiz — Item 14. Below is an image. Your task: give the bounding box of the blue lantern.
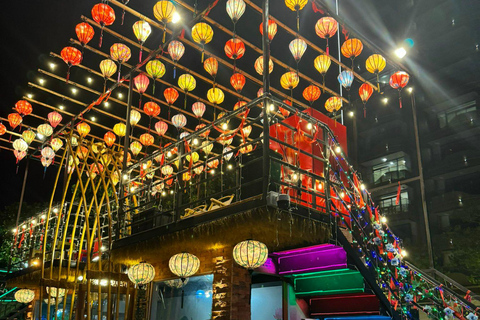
[337,70,354,90]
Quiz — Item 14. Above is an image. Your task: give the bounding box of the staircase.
[0,288,28,320]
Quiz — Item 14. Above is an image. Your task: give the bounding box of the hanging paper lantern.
[50,138,63,152]
[161,165,173,176]
[91,3,115,47]
[155,121,168,136]
[8,113,22,130]
[315,17,338,55]
[163,88,179,106]
[0,123,6,136]
[15,100,33,117]
[234,101,247,115]
[186,152,200,163]
[223,147,233,161]
[60,47,82,82]
[285,0,308,31]
[168,41,185,78]
[178,74,196,109]
[21,130,35,145]
[153,0,176,43]
[132,20,152,62]
[126,114,140,135]
[192,23,214,62]
[390,71,410,109]
[146,60,165,94]
[134,73,150,95]
[259,20,277,41]
[241,125,252,138]
[110,43,132,82]
[172,114,187,130]
[233,240,268,269]
[76,146,89,160]
[140,133,154,146]
[47,111,62,129]
[77,122,91,138]
[359,83,374,117]
[325,96,343,113]
[224,38,245,60]
[13,139,28,152]
[226,0,246,26]
[337,70,354,90]
[70,135,79,147]
[144,102,161,118]
[41,147,55,160]
[76,22,95,47]
[119,150,131,164]
[196,124,210,138]
[202,141,213,155]
[188,103,205,121]
[193,165,204,175]
[366,54,386,89]
[207,88,225,105]
[254,56,274,75]
[230,73,246,93]
[113,123,126,137]
[128,262,155,286]
[130,141,142,156]
[104,131,116,147]
[341,38,363,68]
[38,124,53,137]
[257,88,264,98]
[303,85,321,105]
[314,55,331,76]
[99,59,117,92]
[41,157,53,168]
[204,57,218,80]
[46,287,66,298]
[14,289,35,303]
[280,71,300,90]
[14,150,27,163]
[289,38,307,63]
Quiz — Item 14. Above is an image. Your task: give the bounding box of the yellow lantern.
[202,141,213,155]
[50,138,64,152]
[325,96,343,115]
[22,130,36,145]
[233,240,268,269]
[314,54,331,90]
[146,60,166,94]
[280,71,300,91]
[207,88,225,105]
[128,262,155,286]
[15,289,35,303]
[183,172,191,181]
[186,152,199,163]
[76,122,90,138]
[366,54,386,88]
[285,0,308,31]
[37,123,53,137]
[130,110,141,127]
[130,141,142,156]
[153,1,177,43]
[132,20,152,62]
[254,56,274,75]
[99,59,117,92]
[113,123,126,137]
[178,74,196,109]
[191,22,214,62]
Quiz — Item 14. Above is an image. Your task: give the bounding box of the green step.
[290,269,364,297]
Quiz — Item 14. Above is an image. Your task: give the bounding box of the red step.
[309,293,380,317]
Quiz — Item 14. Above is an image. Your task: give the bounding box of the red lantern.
[15,100,32,116]
[259,19,277,41]
[192,102,206,119]
[140,133,154,146]
[77,122,91,138]
[280,100,291,117]
[359,83,373,117]
[0,123,6,136]
[230,73,246,93]
[48,111,63,128]
[389,71,410,109]
[8,113,22,130]
[144,102,160,118]
[302,85,321,105]
[225,38,245,71]
[60,47,82,82]
[164,87,179,119]
[155,121,168,136]
[76,22,95,47]
[196,124,210,138]
[134,73,149,108]
[91,3,116,47]
[104,131,116,147]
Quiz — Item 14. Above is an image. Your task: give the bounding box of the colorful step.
[324,316,391,320]
[309,293,380,316]
[290,269,364,297]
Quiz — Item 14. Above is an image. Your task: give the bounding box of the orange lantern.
[164,87,179,119]
[15,100,32,117]
[359,83,373,117]
[285,0,308,31]
[230,73,246,93]
[110,43,131,82]
[48,111,62,128]
[341,38,363,68]
[192,22,214,62]
[234,100,248,117]
[155,121,168,136]
[75,22,95,48]
[315,17,338,55]
[225,38,245,71]
[254,56,274,76]
[153,0,177,43]
[0,123,6,136]
[303,85,321,105]
[91,3,115,47]
[144,102,161,118]
[259,19,277,41]
[77,122,91,138]
[325,96,343,121]
[60,47,82,82]
[167,40,185,78]
[389,71,410,109]
[140,133,154,147]
[204,57,218,81]
[8,113,22,130]
[104,131,116,147]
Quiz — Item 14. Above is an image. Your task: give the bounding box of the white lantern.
[169,253,200,280]
[233,240,268,269]
[46,287,66,298]
[128,262,155,286]
[14,289,35,303]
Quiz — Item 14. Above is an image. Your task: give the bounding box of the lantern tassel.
[117,63,122,83]
[162,25,167,43]
[99,28,104,48]
[66,68,71,83]
[399,92,403,109]
[181,289,185,308]
[201,49,205,63]
[184,93,187,109]
[139,46,143,63]
[122,9,126,25]
[364,105,367,118]
[152,82,156,95]
[296,9,300,32]
[173,65,177,79]
[326,39,330,56]
[103,80,107,94]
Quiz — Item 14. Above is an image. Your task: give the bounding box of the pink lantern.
[192,102,206,118]
[155,121,168,136]
[48,111,63,128]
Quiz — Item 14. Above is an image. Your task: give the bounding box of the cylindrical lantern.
[233,240,268,269]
